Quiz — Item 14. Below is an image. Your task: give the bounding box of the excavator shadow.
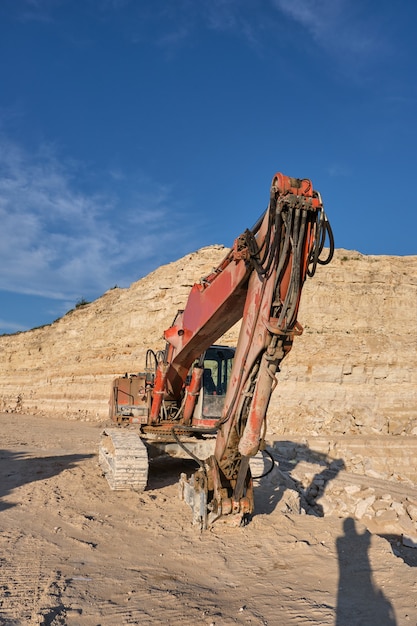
[377,534,417,568]
[146,455,199,491]
[0,449,95,512]
[252,441,345,518]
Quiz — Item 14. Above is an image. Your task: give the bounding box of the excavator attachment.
[179,469,209,528]
[179,453,255,529]
[179,457,253,529]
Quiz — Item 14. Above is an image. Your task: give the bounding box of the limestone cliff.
[1,247,416,436]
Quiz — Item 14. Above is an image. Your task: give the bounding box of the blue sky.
[0,0,416,335]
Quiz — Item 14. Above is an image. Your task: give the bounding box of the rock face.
[0,247,416,437]
[271,249,417,438]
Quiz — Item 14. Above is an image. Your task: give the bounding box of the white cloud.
[273,0,340,38]
[0,139,194,302]
[272,0,381,60]
[0,318,27,334]
[131,0,267,54]
[137,0,387,74]
[202,0,263,49]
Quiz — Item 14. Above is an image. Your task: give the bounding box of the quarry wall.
[1,247,416,437]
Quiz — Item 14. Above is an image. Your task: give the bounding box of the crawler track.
[99,428,149,491]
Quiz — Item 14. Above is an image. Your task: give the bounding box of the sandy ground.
[0,413,416,626]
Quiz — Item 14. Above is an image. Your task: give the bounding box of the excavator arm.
[158,172,334,527]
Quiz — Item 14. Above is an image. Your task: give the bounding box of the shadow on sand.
[252,441,345,517]
[378,534,417,568]
[0,449,95,512]
[253,443,398,624]
[336,518,397,625]
[147,456,198,490]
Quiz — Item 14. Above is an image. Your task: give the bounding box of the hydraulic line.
[252,448,275,480]
[171,424,218,469]
[145,349,158,373]
[307,209,334,276]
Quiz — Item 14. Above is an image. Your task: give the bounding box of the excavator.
[99,172,334,528]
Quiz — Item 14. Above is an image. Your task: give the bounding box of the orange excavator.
[99,172,334,528]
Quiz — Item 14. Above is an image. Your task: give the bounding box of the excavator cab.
[191,345,235,427]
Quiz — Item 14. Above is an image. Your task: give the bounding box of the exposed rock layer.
[1,247,416,436]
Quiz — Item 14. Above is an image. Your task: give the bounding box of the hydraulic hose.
[171,424,218,469]
[308,210,334,277]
